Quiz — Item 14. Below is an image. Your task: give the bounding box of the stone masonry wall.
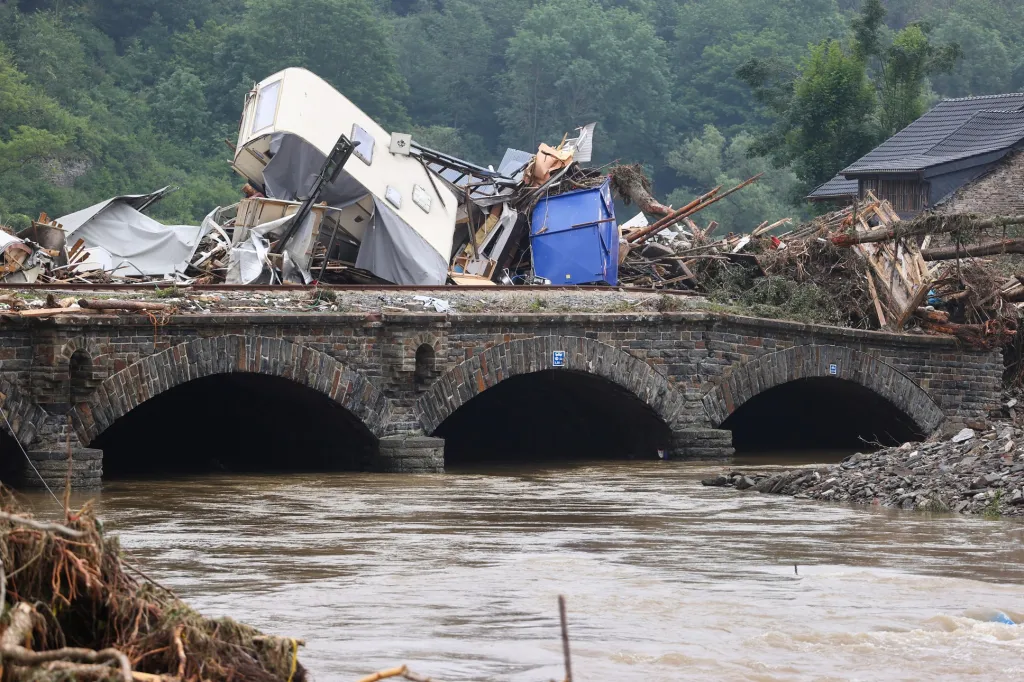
[0,311,1004,471]
[936,149,1024,216]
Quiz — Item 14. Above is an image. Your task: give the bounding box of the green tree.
[876,24,961,134]
[498,0,672,163]
[671,0,845,136]
[741,39,879,194]
[665,125,803,232]
[218,0,411,129]
[850,0,961,135]
[392,0,495,151]
[930,13,1013,97]
[0,45,85,219]
[150,68,212,143]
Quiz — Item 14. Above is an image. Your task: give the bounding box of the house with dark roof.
[809,93,1024,218]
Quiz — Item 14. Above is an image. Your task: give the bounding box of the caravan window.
[351,124,375,165]
[252,80,281,134]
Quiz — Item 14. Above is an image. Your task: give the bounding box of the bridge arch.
[702,344,945,439]
[415,335,686,437]
[70,334,391,447]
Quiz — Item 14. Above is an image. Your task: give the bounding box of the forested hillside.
[2,0,1023,231]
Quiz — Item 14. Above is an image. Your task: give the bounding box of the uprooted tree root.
[0,490,306,682]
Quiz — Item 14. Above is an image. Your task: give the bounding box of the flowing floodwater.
[25,460,1024,681]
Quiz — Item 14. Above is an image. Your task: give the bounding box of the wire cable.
[0,408,62,508]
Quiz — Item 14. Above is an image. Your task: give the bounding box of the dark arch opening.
[69,350,92,403]
[434,369,673,465]
[0,428,23,486]
[91,373,377,478]
[721,377,925,454]
[414,344,436,389]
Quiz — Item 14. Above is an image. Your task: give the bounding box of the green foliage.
[498,0,672,162]
[707,269,848,326]
[792,41,880,186]
[0,0,1021,237]
[393,0,495,135]
[851,0,886,62]
[930,12,1014,96]
[850,2,963,135]
[672,0,845,135]
[150,69,212,143]
[741,39,879,194]
[876,24,961,134]
[223,0,410,129]
[666,125,803,232]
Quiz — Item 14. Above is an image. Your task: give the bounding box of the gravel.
[703,421,1024,517]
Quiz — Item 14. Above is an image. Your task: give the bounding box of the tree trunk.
[921,238,1024,261]
[832,214,1024,246]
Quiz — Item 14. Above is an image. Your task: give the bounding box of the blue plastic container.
[529,179,618,285]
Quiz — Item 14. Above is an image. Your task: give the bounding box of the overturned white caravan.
[232,67,458,285]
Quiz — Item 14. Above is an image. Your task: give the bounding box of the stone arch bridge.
[0,309,1001,487]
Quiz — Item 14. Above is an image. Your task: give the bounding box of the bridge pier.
[668,428,735,460]
[375,434,445,473]
[19,411,102,491]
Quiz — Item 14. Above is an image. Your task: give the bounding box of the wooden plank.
[866,270,888,328]
[15,308,103,318]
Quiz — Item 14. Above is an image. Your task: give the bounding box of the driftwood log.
[922,238,1024,261]
[833,214,1024,246]
[77,299,172,312]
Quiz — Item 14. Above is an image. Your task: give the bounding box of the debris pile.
[5,64,1024,361]
[1,67,765,290]
[0,492,306,681]
[702,417,1024,517]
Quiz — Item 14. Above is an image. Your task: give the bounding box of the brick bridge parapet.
[0,310,1003,487]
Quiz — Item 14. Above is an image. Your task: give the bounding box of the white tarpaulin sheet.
[58,189,206,277]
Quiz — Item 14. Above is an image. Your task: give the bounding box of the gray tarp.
[58,189,206,277]
[263,133,366,206]
[262,133,447,285]
[355,198,447,285]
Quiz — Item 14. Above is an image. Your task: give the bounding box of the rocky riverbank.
[703,422,1024,517]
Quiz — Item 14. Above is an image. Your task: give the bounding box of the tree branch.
[0,511,84,538]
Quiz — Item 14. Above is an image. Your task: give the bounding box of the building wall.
[860,176,928,217]
[936,150,1024,215]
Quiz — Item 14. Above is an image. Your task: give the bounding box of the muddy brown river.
[26,460,1024,681]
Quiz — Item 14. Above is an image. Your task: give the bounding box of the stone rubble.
[702,421,1024,517]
